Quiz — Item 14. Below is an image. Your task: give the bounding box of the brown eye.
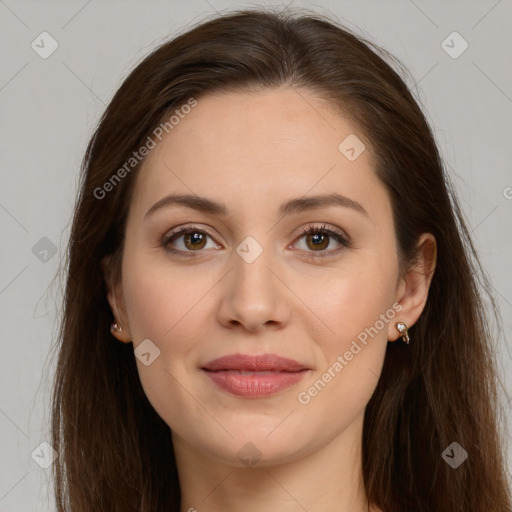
[304,232,330,251]
[293,224,351,258]
[182,231,207,250]
[162,226,220,256]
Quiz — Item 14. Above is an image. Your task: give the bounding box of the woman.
[50,7,511,512]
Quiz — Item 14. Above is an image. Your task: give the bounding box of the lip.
[201,353,311,398]
[202,353,310,372]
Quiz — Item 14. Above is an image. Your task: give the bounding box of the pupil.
[187,232,204,248]
[309,233,327,250]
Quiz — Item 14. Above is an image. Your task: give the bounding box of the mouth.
[201,353,311,397]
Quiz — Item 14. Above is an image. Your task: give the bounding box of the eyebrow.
[144,192,369,220]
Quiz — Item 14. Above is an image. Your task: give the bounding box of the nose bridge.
[218,233,288,330]
[233,233,276,298]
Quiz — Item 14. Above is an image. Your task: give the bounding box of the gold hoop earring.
[395,322,409,344]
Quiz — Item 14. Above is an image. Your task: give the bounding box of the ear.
[101,254,132,343]
[388,233,437,342]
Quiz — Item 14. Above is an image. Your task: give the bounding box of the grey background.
[0,0,511,509]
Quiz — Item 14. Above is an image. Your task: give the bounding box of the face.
[106,87,422,468]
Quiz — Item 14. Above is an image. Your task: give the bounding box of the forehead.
[129,87,390,222]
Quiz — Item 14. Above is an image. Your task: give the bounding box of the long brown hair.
[50,7,511,511]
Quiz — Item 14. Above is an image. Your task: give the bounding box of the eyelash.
[161,223,352,259]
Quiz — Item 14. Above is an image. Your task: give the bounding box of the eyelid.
[292,223,349,244]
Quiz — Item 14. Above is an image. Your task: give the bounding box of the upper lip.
[202,353,310,372]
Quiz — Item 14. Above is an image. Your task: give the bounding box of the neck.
[174,412,379,512]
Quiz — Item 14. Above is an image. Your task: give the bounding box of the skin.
[104,86,437,512]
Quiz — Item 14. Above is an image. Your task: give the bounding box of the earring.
[395,322,409,344]
[111,321,123,333]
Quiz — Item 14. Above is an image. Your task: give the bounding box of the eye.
[162,223,352,259]
[162,225,220,256]
[292,224,351,258]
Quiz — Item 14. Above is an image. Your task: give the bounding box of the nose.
[216,239,291,333]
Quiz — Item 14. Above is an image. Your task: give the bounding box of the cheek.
[293,260,396,406]
[294,294,391,440]
[120,259,213,424]
[292,257,397,428]
[123,275,173,342]
[122,252,213,343]
[299,261,397,351]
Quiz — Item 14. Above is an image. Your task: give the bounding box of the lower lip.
[202,369,308,397]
